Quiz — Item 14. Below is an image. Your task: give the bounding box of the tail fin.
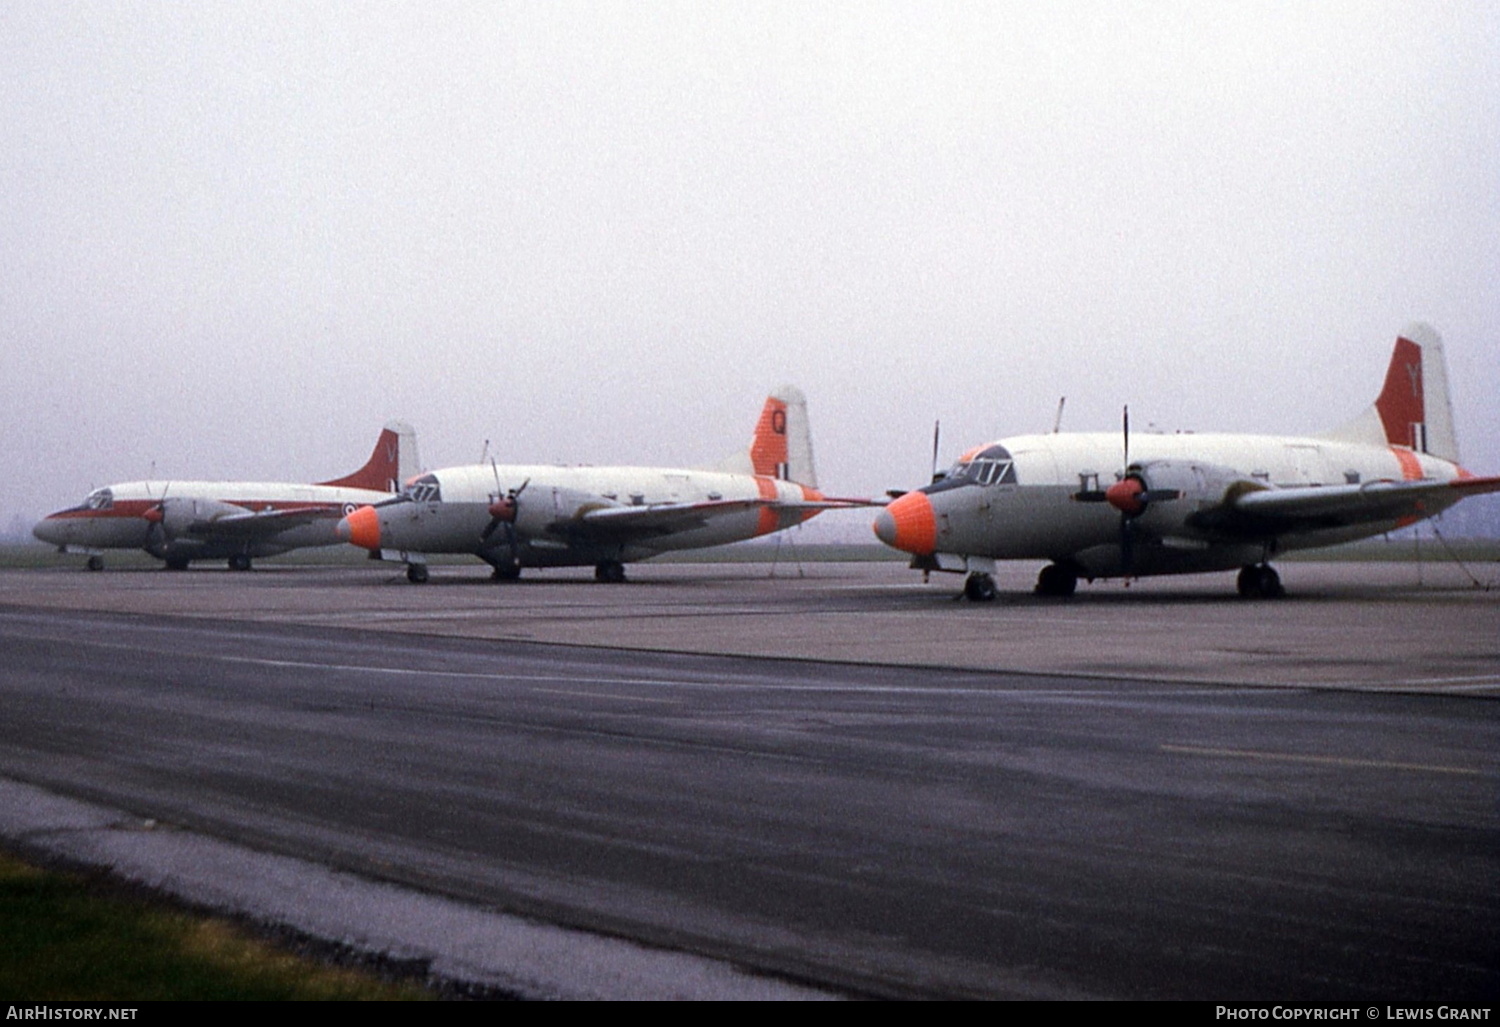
[716,387,819,487]
[318,420,421,493]
[1323,323,1459,463]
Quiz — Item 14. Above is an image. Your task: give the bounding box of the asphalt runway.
[0,561,1496,999]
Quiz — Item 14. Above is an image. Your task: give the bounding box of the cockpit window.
[959,458,1015,486]
[86,488,113,510]
[937,444,1017,489]
[401,474,442,503]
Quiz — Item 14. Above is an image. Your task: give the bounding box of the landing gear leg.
[406,563,430,584]
[963,572,997,602]
[595,560,627,584]
[85,555,104,572]
[1034,563,1078,598]
[1237,564,1284,599]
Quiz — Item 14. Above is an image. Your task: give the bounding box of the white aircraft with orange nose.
[34,421,420,571]
[874,324,1500,600]
[339,388,866,582]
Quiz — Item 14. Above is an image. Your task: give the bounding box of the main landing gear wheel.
[406,564,430,584]
[1034,563,1078,598]
[228,554,252,572]
[1236,564,1284,599]
[595,561,627,584]
[85,555,104,572]
[164,556,190,571]
[491,565,521,582]
[963,572,997,602]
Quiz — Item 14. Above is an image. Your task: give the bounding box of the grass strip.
[0,850,433,1001]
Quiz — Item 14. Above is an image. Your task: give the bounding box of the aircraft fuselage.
[362,463,823,568]
[883,431,1465,580]
[34,481,393,564]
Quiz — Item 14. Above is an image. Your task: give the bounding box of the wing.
[566,497,871,540]
[1197,475,1500,535]
[182,506,335,539]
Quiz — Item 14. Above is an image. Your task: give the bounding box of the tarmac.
[2,558,1497,692]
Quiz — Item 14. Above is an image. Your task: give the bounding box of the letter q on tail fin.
[1324,323,1460,463]
[717,387,820,487]
[318,420,421,493]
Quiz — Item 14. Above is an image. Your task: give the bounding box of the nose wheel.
[406,563,430,584]
[1237,564,1284,599]
[963,572,997,602]
[595,561,627,584]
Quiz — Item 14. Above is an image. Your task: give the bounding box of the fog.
[4,2,1496,537]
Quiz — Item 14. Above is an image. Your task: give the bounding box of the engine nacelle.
[157,496,248,539]
[518,485,616,537]
[1125,460,1266,539]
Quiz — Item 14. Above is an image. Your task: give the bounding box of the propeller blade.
[505,520,521,570]
[481,475,529,542]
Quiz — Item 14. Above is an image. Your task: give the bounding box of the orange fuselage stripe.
[1390,447,1423,481]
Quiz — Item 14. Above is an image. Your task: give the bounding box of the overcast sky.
[3,1,1496,534]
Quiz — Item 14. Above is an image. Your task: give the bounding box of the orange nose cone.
[873,490,937,555]
[340,505,382,551]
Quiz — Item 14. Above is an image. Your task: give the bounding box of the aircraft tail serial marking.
[733,386,818,487]
[318,420,421,493]
[1326,322,1458,463]
[1374,335,1424,450]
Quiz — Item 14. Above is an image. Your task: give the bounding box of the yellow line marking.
[1160,744,1483,776]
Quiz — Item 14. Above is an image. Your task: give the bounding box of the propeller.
[143,482,170,556]
[930,420,942,483]
[1111,407,1139,572]
[481,464,529,570]
[1099,407,1181,574]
